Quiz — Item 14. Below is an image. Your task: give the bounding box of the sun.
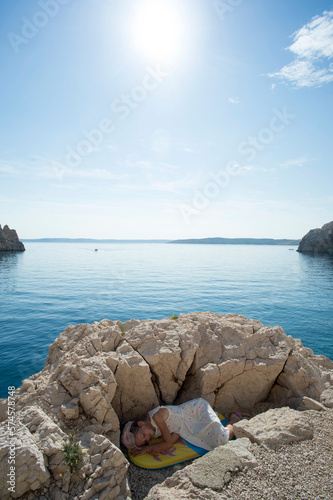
[130,0,185,65]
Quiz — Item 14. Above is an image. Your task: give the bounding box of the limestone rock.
[0,224,25,252]
[233,407,313,449]
[0,422,50,499]
[189,447,242,490]
[297,220,333,254]
[0,399,7,423]
[177,322,293,415]
[124,317,201,404]
[110,341,159,422]
[78,431,129,500]
[146,438,255,499]
[269,346,327,404]
[1,311,332,499]
[17,406,67,457]
[320,387,333,408]
[61,398,80,420]
[287,396,327,411]
[222,437,258,468]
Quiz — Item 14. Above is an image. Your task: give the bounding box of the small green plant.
[60,434,84,474]
[119,324,125,333]
[171,314,178,320]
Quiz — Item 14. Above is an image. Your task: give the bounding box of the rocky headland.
[0,225,25,252]
[297,221,333,255]
[0,312,333,499]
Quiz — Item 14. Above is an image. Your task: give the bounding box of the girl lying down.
[121,397,250,457]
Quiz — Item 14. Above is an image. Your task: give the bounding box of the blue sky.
[1,0,332,239]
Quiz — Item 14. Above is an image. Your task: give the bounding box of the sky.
[0,0,333,240]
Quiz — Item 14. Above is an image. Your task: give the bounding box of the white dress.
[148,397,229,451]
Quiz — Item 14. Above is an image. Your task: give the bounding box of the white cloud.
[279,156,315,168]
[269,10,333,87]
[229,97,240,104]
[240,165,277,173]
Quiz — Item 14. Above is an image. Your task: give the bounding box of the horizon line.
[21,236,301,243]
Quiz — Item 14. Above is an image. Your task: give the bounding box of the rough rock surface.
[233,407,314,449]
[141,408,333,500]
[0,312,332,499]
[144,438,252,499]
[297,220,333,254]
[0,224,25,252]
[320,387,333,408]
[0,421,51,499]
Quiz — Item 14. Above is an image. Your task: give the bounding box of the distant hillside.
[22,238,169,244]
[169,237,300,245]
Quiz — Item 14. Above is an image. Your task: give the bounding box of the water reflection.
[0,251,22,291]
[298,253,333,278]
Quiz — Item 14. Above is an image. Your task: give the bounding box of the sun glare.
[130,0,185,64]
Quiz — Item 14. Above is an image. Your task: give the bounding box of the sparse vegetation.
[60,434,84,474]
[171,314,178,320]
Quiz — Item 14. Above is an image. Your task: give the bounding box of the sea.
[0,242,332,399]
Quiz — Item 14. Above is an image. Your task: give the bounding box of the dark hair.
[130,421,140,436]
[130,414,150,436]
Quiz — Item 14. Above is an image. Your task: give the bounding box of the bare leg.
[226,412,250,440]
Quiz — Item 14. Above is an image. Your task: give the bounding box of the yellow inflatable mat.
[129,414,227,469]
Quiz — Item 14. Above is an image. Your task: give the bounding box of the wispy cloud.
[229,97,240,104]
[240,165,277,173]
[279,156,315,168]
[269,10,333,87]
[0,163,16,174]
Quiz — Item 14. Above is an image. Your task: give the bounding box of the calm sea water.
[0,242,332,399]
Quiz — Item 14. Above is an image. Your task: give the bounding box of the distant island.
[21,237,301,246]
[0,224,25,251]
[169,237,300,245]
[22,238,169,243]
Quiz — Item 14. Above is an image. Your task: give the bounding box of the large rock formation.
[0,224,25,252]
[297,221,333,254]
[0,312,332,499]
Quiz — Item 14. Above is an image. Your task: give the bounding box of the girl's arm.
[131,408,179,456]
[149,407,180,454]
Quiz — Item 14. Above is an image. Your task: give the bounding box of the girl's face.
[134,422,155,447]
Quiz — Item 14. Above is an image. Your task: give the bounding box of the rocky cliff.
[0,224,25,252]
[0,312,332,499]
[297,221,333,254]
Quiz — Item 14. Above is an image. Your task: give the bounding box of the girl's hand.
[130,446,149,457]
[146,444,158,455]
[130,444,158,457]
